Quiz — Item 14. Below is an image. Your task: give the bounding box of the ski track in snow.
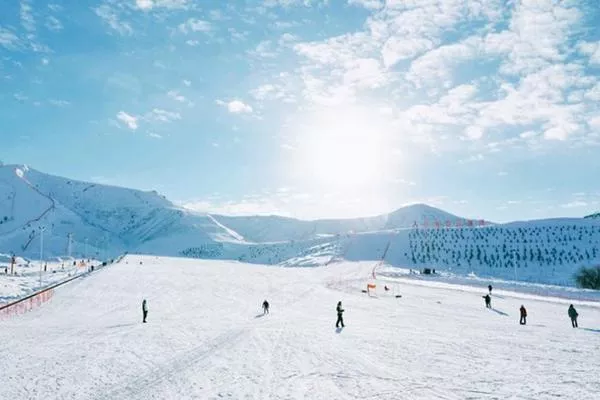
[1,255,599,399]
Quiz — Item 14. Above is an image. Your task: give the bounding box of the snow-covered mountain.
[1,164,599,286]
[0,164,243,260]
[211,203,469,243]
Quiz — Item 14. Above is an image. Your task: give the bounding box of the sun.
[291,106,393,192]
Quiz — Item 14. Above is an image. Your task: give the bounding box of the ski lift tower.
[67,233,73,259]
[39,226,46,288]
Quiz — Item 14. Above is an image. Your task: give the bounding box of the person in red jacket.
[519,305,527,325]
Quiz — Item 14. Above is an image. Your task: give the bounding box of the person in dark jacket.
[483,294,491,308]
[519,305,527,325]
[262,300,269,315]
[336,301,345,328]
[568,304,578,328]
[488,284,492,294]
[142,299,148,323]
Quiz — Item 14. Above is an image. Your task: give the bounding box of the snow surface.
[0,257,98,302]
[1,255,598,399]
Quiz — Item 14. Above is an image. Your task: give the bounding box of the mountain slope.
[211,203,473,243]
[0,165,243,259]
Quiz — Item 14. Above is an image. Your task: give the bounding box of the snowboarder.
[519,305,527,325]
[336,301,345,328]
[262,299,269,315]
[488,284,492,294]
[568,304,578,328]
[142,299,148,323]
[483,294,491,309]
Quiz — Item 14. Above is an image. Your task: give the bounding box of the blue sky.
[1,0,599,222]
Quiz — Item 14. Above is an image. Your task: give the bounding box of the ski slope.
[1,255,598,399]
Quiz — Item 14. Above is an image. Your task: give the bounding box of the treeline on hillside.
[407,224,600,271]
[180,244,224,259]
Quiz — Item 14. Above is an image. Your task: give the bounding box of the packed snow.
[1,255,598,399]
[0,255,101,302]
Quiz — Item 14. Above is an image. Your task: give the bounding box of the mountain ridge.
[1,164,599,287]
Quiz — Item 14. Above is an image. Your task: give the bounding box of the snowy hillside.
[0,165,243,259]
[1,255,598,399]
[1,164,599,287]
[212,203,470,243]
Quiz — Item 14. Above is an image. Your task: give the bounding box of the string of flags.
[412,219,487,229]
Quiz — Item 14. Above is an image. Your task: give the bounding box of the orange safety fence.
[0,288,54,320]
[0,253,126,322]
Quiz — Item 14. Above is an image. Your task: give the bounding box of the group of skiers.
[482,285,580,328]
[137,283,581,330]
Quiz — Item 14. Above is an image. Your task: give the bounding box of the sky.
[1,0,600,223]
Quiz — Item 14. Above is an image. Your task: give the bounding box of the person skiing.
[483,294,491,309]
[262,299,269,315]
[519,305,527,325]
[142,299,148,323]
[568,304,578,328]
[488,284,492,295]
[336,301,345,328]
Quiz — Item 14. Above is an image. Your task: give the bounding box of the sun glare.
[293,107,393,191]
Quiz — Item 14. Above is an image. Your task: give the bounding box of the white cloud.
[95,5,133,35]
[490,0,581,76]
[167,90,188,103]
[561,200,587,209]
[0,28,20,49]
[382,37,434,68]
[250,40,278,58]
[145,108,181,123]
[117,111,138,130]
[251,84,285,100]
[263,0,325,8]
[136,0,154,9]
[584,83,600,101]
[149,132,163,139]
[178,19,212,34]
[136,0,189,10]
[407,38,480,86]
[589,115,600,130]
[20,0,35,33]
[458,154,485,163]
[49,99,70,107]
[348,0,383,10]
[216,100,253,114]
[578,41,600,66]
[465,126,484,140]
[45,16,63,31]
[183,80,192,87]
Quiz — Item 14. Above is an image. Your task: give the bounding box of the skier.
[488,284,492,295]
[568,304,578,328]
[142,299,148,323]
[384,285,389,291]
[262,299,269,315]
[336,301,345,328]
[519,305,527,325]
[483,294,491,309]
